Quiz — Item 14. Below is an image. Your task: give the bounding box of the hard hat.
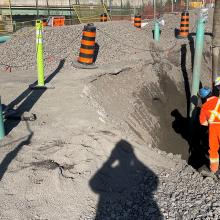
[199,87,211,99]
[215,77,220,86]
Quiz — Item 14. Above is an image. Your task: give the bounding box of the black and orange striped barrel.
[78,24,96,65]
[100,13,107,22]
[179,11,189,38]
[134,15,141,29]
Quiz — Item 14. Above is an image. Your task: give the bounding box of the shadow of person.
[89,140,162,220]
[171,109,209,169]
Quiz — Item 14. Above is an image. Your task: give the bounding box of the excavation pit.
[88,57,210,170]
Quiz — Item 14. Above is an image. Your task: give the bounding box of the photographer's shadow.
[89,140,162,220]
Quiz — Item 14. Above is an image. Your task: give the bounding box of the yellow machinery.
[0,0,13,33]
[190,1,204,8]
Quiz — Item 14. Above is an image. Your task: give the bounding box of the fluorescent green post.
[36,20,45,87]
[189,17,206,119]
[0,97,5,139]
[154,21,160,42]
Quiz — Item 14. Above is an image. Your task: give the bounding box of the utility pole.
[212,0,220,84]
[8,0,13,32]
[153,0,156,20]
[69,0,73,20]
[46,0,50,16]
[134,2,136,15]
[109,0,112,18]
[36,0,39,19]
[186,0,189,11]
[172,0,174,13]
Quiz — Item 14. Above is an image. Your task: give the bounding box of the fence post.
[0,97,5,140]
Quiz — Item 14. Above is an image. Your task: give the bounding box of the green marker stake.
[190,17,206,119]
[36,20,45,87]
[0,97,5,139]
[154,21,160,42]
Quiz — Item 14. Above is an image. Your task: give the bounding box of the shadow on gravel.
[188,34,195,70]
[5,59,65,135]
[189,32,213,37]
[174,28,179,38]
[0,121,33,181]
[89,140,162,220]
[93,43,100,63]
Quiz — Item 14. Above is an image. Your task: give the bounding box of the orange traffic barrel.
[134,15,141,28]
[78,23,96,65]
[100,13,107,22]
[178,11,189,38]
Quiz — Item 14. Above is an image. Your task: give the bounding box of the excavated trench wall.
[89,38,212,164]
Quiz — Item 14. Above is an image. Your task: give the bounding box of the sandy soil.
[0,60,179,219]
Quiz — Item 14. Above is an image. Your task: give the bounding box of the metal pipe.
[172,0,174,13]
[154,21,160,41]
[186,0,189,11]
[109,0,112,18]
[153,0,156,20]
[36,0,39,19]
[0,97,5,140]
[189,17,206,119]
[0,35,11,43]
[8,0,13,31]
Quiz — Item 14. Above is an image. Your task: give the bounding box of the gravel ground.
[0,8,218,220]
[0,8,213,72]
[83,161,220,219]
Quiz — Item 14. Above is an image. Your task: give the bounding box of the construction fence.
[109,0,215,20]
[0,0,215,34]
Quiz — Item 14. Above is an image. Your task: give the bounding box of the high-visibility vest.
[209,99,220,124]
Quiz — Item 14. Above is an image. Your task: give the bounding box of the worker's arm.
[201,121,208,126]
[200,106,209,126]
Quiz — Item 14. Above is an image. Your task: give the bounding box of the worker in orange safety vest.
[199,80,220,173]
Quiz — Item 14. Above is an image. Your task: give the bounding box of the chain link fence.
[0,0,215,34]
[109,0,215,20]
